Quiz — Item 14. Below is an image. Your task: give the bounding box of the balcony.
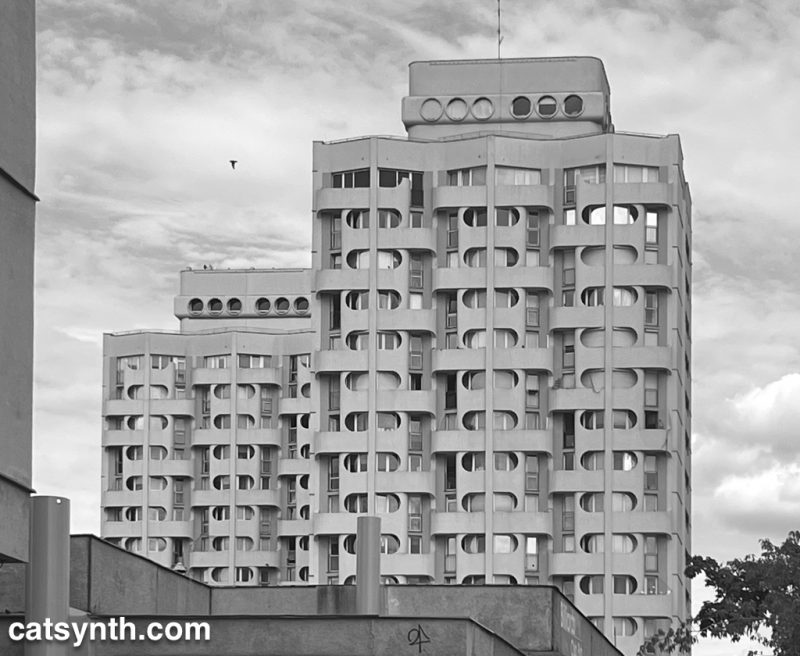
[613,428,670,452]
[493,347,553,370]
[314,512,359,536]
[375,390,436,414]
[613,591,673,616]
[382,553,435,578]
[550,224,604,249]
[431,347,485,372]
[315,187,370,211]
[190,489,224,507]
[431,185,487,209]
[236,488,281,507]
[277,518,312,536]
[613,181,671,206]
[148,459,194,477]
[612,510,674,535]
[103,489,143,507]
[433,266,488,291]
[340,228,369,252]
[148,520,194,539]
[613,264,673,288]
[377,227,436,251]
[278,396,310,416]
[237,368,281,386]
[315,268,370,292]
[431,430,485,453]
[550,387,603,412]
[549,305,604,330]
[187,550,228,569]
[233,428,282,447]
[493,430,551,452]
[493,511,552,534]
[277,458,311,477]
[549,551,604,575]
[430,511,485,535]
[315,349,368,373]
[103,399,145,415]
[191,428,232,446]
[495,184,553,208]
[549,469,603,494]
[235,550,281,568]
[377,184,410,211]
[101,520,142,539]
[614,346,673,370]
[192,368,232,385]
[375,471,435,495]
[493,266,553,290]
[376,309,436,333]
[314,431,369,454]
[103,430,144,447]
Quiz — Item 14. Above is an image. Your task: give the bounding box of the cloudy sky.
[32,1,800,653]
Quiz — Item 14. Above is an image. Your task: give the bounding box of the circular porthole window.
[564,94,584,117]
[188,298,203,315]
[511,96,532,118]
[420,98,443,122]
[471,97,494,120]
[275,297,290,314]
[536,95,557,118]
[255,297,270,314]
[294,297,309,313]
[208,298,223,314]
[227,298,242,314]
[445,98,468,121]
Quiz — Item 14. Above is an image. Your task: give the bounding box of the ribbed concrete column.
[355,515,381,615]
[26,495,70,656]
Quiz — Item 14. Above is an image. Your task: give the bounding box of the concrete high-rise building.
[101,57,691,655]
[0,0,36,565]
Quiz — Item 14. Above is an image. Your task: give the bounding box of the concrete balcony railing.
[315,187,370,211]
[431,185,487,209]
[314,431,369,454]
[494,184,553,208]
[430,511,485,535]
[382,553,436,578]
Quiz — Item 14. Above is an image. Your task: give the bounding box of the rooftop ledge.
[317,129,677,146]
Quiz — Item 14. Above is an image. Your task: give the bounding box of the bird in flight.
[229,160,238,170]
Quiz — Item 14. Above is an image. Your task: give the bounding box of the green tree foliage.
[638,530,800,656]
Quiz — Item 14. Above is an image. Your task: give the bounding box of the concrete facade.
[0,535,621,656]
[0,0,36,564]
[101,57,691,655]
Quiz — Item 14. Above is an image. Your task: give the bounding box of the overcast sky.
[32,1,800,653]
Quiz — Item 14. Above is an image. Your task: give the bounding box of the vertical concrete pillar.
[355,515,380,615]
[26,496,70,656]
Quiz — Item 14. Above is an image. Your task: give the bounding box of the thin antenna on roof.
[496,0,503,58]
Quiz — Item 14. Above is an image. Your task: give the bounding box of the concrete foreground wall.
[0,537,621,656]
[0,616,524,656]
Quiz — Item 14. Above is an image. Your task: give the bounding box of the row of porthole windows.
[341,492,518,513]
[419,95,584,122]
[579,492,638,512]
[344,328,522,351]
[204,413,311,430]
[187,296,310,316]
[210,566,296,584]
[340,410,518,432]
[206,474,310,492]
[125,537,168,552]
[342,370,527,392]
[459,207,528,227]
[345,288,531,312]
